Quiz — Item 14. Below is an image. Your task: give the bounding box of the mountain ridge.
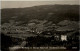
[1,5,79,24]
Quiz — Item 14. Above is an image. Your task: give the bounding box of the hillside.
[1,5,79,24]
[1,5,79,51]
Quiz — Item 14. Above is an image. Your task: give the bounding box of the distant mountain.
[1,5,79,24]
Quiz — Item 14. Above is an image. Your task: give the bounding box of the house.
[61,35,67,41]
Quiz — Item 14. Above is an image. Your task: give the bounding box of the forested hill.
[1,5,79,24]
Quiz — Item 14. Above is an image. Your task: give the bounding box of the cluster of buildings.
[1,20,79,42]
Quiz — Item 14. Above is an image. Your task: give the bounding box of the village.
[1,19,79,51]
[1,1,79,51]
[1,20,70,40]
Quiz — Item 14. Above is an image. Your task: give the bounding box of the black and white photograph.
[1,0,80,51]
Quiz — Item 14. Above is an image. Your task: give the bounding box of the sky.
[1,0,79,1]
[1,0,79,9]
